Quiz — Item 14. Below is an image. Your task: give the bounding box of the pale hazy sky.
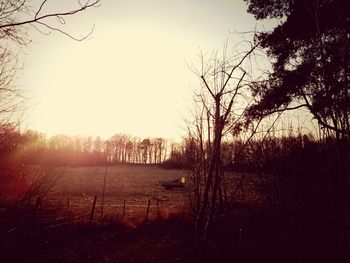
[19,0,273,139]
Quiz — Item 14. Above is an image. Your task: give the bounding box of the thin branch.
[264,104,308,115]
[36,21,94,41]
[201,75,216,99]
[219,42,259,94]
[0,0,100,29]
[300,87,348,134]
[223,71,246,123]
[35,0,48,19]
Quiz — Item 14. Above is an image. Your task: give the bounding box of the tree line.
[1,127,177,166]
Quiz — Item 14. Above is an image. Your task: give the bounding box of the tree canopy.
[245,0,349,137]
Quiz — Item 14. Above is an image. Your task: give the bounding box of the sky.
[18,0,274,140]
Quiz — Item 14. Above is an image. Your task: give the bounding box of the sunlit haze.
[20,0,271,139]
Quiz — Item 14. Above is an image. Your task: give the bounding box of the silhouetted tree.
[0,123,23,157]
[245,0,350,257]
[245,0,350,138]
[139,138,151,164]
[188,42,258,249]
[92,136,103,153]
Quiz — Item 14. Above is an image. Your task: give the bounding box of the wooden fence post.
[32,196,42,222]
[156,199,160,218]
[122,200,126,217]
[89,195,97,224]
[145,199,151,222]
[100,165,108,223]
[238,227,243,248]
[67,196,70,211]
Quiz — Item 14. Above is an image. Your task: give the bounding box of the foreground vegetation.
[1,133,349,262]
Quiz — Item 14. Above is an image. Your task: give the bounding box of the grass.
[0,164,277,262]
[0,164,194,262]
[1,164,190,222]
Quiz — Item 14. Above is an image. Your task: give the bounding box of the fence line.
[70,203,162,208]
[0,195,186,240]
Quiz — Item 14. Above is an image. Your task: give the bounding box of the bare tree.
[0,0,100,43]
[0,46,21,125]
[0,0,100,127]
[187,41,259,249]
[139,138,151,164]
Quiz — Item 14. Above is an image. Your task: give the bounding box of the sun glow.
[25,22,194,139]
[20,0,267,139]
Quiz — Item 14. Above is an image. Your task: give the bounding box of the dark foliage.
[245,0,350,136]
[230,134,350,260]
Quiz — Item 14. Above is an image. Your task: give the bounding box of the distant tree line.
[0,127,177,166]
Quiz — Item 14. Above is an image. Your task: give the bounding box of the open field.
[0,164,191,222]
[0,165,193,262]
[60,165,190,220]
[0,164,265,226]
[56,165,187,198]
[0,164,266,263]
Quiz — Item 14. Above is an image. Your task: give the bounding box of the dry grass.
[20,164,191,222]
